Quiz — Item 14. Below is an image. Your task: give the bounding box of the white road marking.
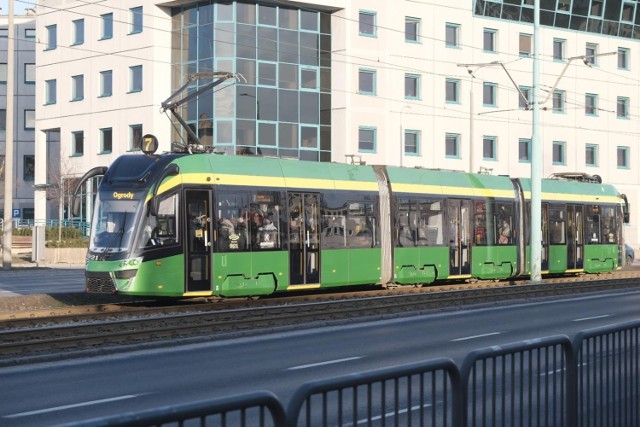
[573,314,611,322]
[5,395,141,418]
[451,332,502,342]
[287,356,362,371]
[353,403,433,425]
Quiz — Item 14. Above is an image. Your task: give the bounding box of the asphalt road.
[1,288,639,425]
[0,267,85,296]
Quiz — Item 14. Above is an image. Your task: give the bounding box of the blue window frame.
[445,23,460,48]
[585,144,598,167]
[129,65,143,93]
[358,127,376,153]
[552,141,566,165]
[552,90,565,113]
[300,125,319,149]
[130,124,143,151]
[585,43,598,65]
[405,17,420,43]
[101,13,113,40]
[617,96,629,119]
[483,28,496,52]
[405,74,420,100]
[300,67,318,91]
[71,75,84,101]
[618,48,629,70]
[100,128,112,154]
[553,38,565,61]
[72,131,84,156]
[45,79,57,105]
[100,70,112,97]
[445,133,460,158]
[585,93,598,116]
[519,86,531,109]
[130,6,143,34]
[519,33,531,57]
[404,130,420,155]
[446,78,460,103]
[617,146,629,168]
[46,24,57,50]
[73,19,84,45]
[359,11,376,37]
[483,82,497,107]
[24,109,35,130]
[358,68,376,95]
[483,136,497,160]
[24,63,35,84]
[519,138,531,163]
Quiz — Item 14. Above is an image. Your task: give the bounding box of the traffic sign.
[12,209,20,218]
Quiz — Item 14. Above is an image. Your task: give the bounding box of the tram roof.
[172,154,380,192]
[520,177,622,204]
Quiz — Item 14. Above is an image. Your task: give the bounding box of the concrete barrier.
[44,247,87,265]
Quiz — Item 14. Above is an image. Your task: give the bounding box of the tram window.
[474,201,487,246]
[549,208,565,244]
[586,204,600,243]
[321,192,379,249]
[601,206,616,243]
[140,192,179,248]
[490,202,513,245]
[215,190,282,252]
[396,198,443,247]
[347,201,375,248]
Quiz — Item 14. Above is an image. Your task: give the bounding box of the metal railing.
[57,319,640,427]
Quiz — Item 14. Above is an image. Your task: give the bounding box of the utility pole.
[3,0,15,269]
[530,0,542,283]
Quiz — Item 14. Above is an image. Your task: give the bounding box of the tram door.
[567,204,584,269]
[185,189,212,292]
[289,193,320,285]
[447,199,472,276]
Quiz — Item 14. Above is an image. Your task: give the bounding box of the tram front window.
[90,198,141,253]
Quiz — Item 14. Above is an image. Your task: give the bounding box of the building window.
[130,124,143,151]
[101,13,113,40]
[100,70,113,97]
[552,90,565,113]
[23,155,34,181]
[300,68,318,90]
[618,48,629,70]
[585,43,598,65]
[617,147,629,168]
[100,128,112,153]
[129,65,143,92]
[445,23,460,48]
[617,97,629,118]
[25,28,35,38]
[0,63,6,83]
[483,136,496,160]
[552,141,566,165]
[483,82,497,107]
[358,127,376,152]
[404,130,420,155]
[557,0,571,12]
[519,138,531,162]
[359,11,376,37]
[519,86,531,109]
[590,0,604,16]
[71,75,84,101]
[585,144,598,166]
[519,33,531,57]
[553,38,565,61]
[24,109,35,130]
[621,2,635,22]
[405,74,420,99]
[358,69,376,95]
[405,17,420,42]
[130,6,143,34]
[46,24,57,50]
[45,79,57,105]
[0,109,5,130]
[258,62,277,86]
[72,19,84,45]
[446,78,460,103]
[24,63,35,84]
[483,28,496,52]
[585,93,598,116]
[72,131,84,156]
[445,133,460,158]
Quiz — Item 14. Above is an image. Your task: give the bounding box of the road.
[0,267,85,296]
[0,288,639,425]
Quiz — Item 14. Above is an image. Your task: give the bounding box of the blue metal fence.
[58,320,640,427]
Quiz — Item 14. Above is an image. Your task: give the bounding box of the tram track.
[0,273,639,366]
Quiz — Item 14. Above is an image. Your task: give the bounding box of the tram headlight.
[114,269,137,279]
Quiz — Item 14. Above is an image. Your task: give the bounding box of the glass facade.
[171,1,332,162]
[475,0,640,40]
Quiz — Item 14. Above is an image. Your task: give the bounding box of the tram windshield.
[90,197,142,253]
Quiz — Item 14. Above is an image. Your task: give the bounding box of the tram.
[74,147,629,297]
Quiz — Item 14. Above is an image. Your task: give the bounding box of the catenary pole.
[530,1,542,283]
